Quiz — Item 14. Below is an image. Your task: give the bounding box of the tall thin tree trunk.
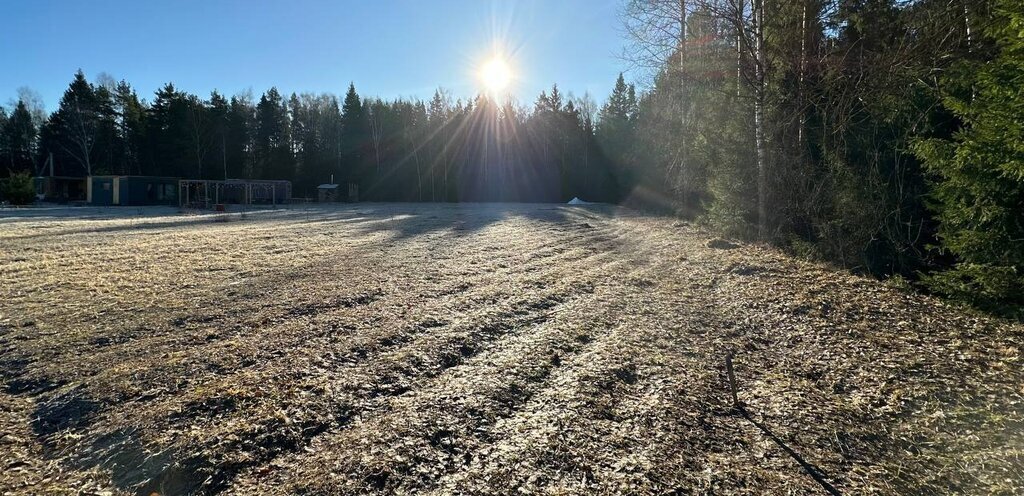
[443,131,449,201]
[963,1,975,102]
[678,0,688,211]
[222,133,228,180]
[429,130,436,202]
[73,96,93,176]
[414,144,423,202]
[196,143,203,179]
[736,0,744,97]
[754,0,768,240]
[798,1,807,150]
[963,1,972,52]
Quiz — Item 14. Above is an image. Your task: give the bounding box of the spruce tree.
[255,87,294,180]
[113,81,147,175]
[914,0,1024,313]
[147,83,192,177]
[49,71,101,176]
[226,95,254,179]
[597,74,638,200]
[92,83,118,175]
[4,101,37,174]
[0,107,8,174]
[208,91,230,180]
[184,93,211,179]
[340,83,367,191]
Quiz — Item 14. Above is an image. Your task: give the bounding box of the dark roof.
[180,179,291,185]
[89,175,180,180]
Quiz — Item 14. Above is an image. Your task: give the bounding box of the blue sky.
[1,0,631,113]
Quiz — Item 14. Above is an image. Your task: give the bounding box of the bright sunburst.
[479,58,512,96]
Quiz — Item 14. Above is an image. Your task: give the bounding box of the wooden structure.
[87,176,178,206]
[179,179,292,208]
[317,183,340,202]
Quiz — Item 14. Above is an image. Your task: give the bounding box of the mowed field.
[0,203,1021,495]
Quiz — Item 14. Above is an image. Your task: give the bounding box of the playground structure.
[179,179,292,209]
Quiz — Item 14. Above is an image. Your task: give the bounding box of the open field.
[1,203,1021,495]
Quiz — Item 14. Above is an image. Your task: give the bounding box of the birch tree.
[52,71,100,176]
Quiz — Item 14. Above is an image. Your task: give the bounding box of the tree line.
[618,0,1022,315]
[0,72,624,203]
[1,0,1020,315]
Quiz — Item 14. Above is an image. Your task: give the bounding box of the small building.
[87,176,179,206]
[34,176,87,203]
[317,183,340,202]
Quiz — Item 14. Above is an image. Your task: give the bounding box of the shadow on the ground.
[740,407,843,495]
[2,203,623,242]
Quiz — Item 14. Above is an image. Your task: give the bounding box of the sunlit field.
[1,204,1020,494]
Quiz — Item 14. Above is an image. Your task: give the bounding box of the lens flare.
[479,58,512,95]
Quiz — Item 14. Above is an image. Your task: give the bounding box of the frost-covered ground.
[1,203,1021,495]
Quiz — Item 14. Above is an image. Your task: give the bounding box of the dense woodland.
[0,76,619,204]
[619,0,1022,316]
[0,0,1021,315]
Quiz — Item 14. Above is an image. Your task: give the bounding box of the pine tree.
[0,107,9,174]
[428,89,454,201]
[113,81,147,175]
[147,83,192,177]
[48,71,101,176]
[340,83,367,192]
[92,83,118,175]
[226,95,254,179]
[321,95,344,189]
[549,84,563,113]
[185,93,211,179]
[255,87,294,180]
[3,100,37,174]
[288,93,307,187]
[597,74,639,200]
[208,91,230,180]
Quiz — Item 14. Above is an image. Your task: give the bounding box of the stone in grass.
[707,238,740,250]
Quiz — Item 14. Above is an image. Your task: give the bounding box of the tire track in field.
[1,205,636,494]
[426,228,828,495]
[426,228,698,494]
[6,206,1022,494]
[10,212,539,399]
[222,221,639,493]
[215,221,622,491]
[53,210,624,494]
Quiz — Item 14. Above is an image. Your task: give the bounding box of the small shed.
[317,183,340,202]
[87,176,179,206]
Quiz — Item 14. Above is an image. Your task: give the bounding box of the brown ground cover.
[1,203,1021,494]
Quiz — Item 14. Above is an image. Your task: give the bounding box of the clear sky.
[1,0,630,113]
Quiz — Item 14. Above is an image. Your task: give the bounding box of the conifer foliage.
[3,76,621,204]
[620,0,1021,313]
[914,0,1024,313]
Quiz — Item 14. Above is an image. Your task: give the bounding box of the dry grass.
[0,203,1021,495]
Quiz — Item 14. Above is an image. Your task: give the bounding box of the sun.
[479,58,512,95]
